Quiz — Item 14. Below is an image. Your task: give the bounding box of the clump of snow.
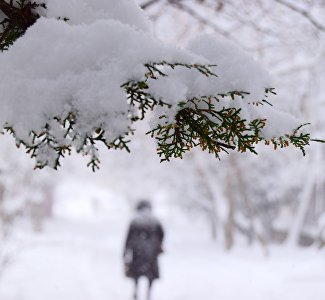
[0,0,302,166]
[187,34,272,101]
[37,0,151,32]
[0,16,199,139]
[187,34,302,137]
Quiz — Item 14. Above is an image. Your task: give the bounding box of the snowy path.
[0,215,325,300]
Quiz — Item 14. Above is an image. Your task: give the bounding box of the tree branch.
[0,0,38,31]
[275,0,325,32]
[0,0,16,18]
[167,0,231,37]
[140,0,161,10]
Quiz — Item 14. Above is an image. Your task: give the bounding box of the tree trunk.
[229,155,269,255]
[224,170,235,250]
[286,171,315,246]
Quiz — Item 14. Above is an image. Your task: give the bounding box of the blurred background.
[0,1,325,299]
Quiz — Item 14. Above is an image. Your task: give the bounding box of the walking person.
[123,200,164,300]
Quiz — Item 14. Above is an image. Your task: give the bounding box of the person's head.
[136,200,152,212]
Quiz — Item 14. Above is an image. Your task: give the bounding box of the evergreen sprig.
[122,61,219,121]
[143,61,218,79]
[3,111,133,171]
[121,80,170,121]
[0,0,45,51]
[147,96,268,162]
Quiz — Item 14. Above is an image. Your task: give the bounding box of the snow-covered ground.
[0,183,324,300]
[1,215,325,300]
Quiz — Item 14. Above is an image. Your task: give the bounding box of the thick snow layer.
[187,34,301,137]
[38,0,151,32]
[0,17,199,137]
[0,179,324,300]
[187,34,272,101]
[0,207,324,300]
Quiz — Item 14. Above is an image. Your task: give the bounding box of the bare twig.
[140,0,161,10]
[167,0,231,37]
[275,0,325,32]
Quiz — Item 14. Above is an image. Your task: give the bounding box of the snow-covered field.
[0,193,324,300]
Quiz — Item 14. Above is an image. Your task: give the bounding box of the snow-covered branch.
[0,0,322,170]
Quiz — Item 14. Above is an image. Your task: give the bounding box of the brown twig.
[275,0,325,32]
[167,0,231,37]
[140,0,161,10]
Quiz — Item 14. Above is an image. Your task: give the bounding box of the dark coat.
[124,213,164,280]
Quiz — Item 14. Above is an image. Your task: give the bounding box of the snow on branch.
[0,0,322,170]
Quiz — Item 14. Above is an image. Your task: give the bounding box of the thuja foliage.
[0,0,45,51]
[0,1,322,171]
[125,63,316,162]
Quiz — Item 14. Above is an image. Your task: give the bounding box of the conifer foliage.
[0,0,45,51]
[0,1,322,170]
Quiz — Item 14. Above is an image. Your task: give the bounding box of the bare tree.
[137,0,325,248]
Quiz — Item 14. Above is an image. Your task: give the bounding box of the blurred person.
[123,200,164,300]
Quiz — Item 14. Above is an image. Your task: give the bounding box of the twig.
[140,0,161,10]
[0,0,15,18]
[0,0,38,30]
[167,0,231,37]
[275,0,325,32]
